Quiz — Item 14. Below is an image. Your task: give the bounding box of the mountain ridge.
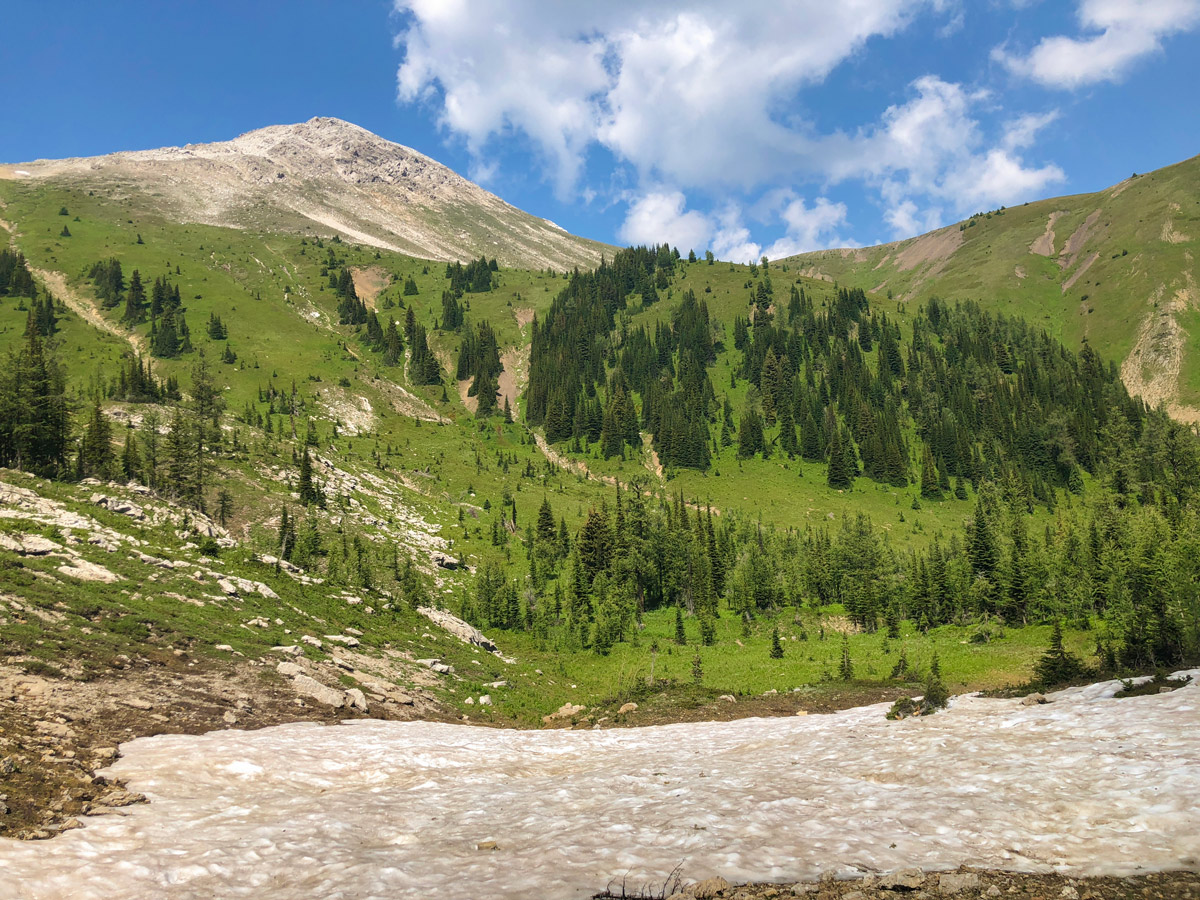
[783,152,1200,420]
[0,117,611,271]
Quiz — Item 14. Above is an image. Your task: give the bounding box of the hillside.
[1,128,1199,847]
[784,154,1200,420]
[0,117,611,271]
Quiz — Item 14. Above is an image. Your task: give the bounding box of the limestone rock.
[324,634,360,647]
[57,559,120,583]
[417,606,498,652]
[276,662,303,678]
[878,868,925,890]
[542,703,585,724]
[619,702,638,715]
[686,876,730,898]
[345,688,368,712]
[271,645,303,657]
[301,635,323,649]
[1020,692,1049,706]
[291,674,345,708]
[938,873,981,895]
[478,694,492,706]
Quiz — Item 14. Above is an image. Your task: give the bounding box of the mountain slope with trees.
[783,153,1200,421]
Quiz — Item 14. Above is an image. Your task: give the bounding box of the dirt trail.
[641,432,664,479]
[34,268,150,361]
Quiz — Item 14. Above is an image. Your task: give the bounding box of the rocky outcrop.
[416,606,498,653]
[10,117,610,270]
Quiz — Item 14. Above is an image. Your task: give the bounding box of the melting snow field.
[3,674,1199,900]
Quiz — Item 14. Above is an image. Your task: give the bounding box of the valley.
[1,119,1198,898]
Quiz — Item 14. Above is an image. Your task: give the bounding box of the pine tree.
[1035,621,1085,686]
[120,431,141,481]
[920,445,941,499]
[298,448,319,506]
[0,323,70,476]
[123,270,146,324]
[79,401,114,479]
[674,605,687,645]
[827,426,853,489]
[839,633,854,681]
[769,625,784,659]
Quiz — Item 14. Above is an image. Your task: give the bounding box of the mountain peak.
[4,119,608,269]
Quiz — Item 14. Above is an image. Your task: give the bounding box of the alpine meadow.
[2,4,1200,899]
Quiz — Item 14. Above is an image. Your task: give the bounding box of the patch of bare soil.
[33,268,150,362]
[349,265,392,308]
[457,378,478,414]
[1121,284,1189,411]
[1029,210,1064,257]
[0,656,444,839]
[513,306,535,330]
[1063,251,1099,292]
[892,226,962,273]
[1059,209,1102,270]
[1014,265,1027,279]
[619,870,1200,900]
[498,346,525,416]
[1163,206,1192,245]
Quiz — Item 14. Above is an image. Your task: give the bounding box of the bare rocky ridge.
[1,117,609,270]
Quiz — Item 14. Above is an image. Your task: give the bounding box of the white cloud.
[762,197,856,258]
[827,77,1065,236]
[994,0,1200,89]
[394,1,940,192]
[618,190,711,253]
[394,2,1068,248]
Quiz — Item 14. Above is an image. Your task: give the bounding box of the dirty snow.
[2,673,1198,900]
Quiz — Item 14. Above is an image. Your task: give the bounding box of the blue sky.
[4,1,1199,259]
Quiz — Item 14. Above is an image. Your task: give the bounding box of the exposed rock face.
[416,606,498,653]
[9,117,609,270]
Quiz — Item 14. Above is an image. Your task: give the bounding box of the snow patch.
[2,673,1198,899]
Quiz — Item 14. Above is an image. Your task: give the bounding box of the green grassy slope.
[784,153,1200,416]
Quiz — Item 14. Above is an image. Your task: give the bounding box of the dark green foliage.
[769,625,784,658]
[445,257,495,294]
[122,270,146,324]
[457,321,502,416]
[206,313,227,340]
[0,249,37,298]
[839,633,854,680]
[78,401,114,480]
[88,258,125,309]
[403,276,419,296]
[0,325,70,476]
[1035,621,1086,686]
[408,323,442,385]
[674,605,686,645]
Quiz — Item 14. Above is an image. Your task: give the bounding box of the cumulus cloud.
[394,1,1068,248]
[827,77,1065,236]
[994,0,1200,89]
[618,190,711,253]
[394,0,933,192]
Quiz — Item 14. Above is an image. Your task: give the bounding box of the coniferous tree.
[769,625,784,659]
[0,323,70,476]
[78,401,115,480]
[827,426,853,489]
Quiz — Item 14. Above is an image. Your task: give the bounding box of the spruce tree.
[827,426,853,489]
[674,605,686,645]
[769,625,784,659]
[839,633,854,681]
